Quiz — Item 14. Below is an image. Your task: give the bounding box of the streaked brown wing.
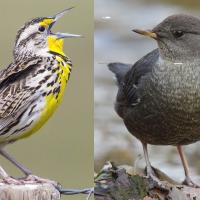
[0,57,42,118]
[0,57,41,85]
[0,89,33,118]
[0,97,37,136]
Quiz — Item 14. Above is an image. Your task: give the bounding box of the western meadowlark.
[0,8,81,184]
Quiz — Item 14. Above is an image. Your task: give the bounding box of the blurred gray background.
[0,1,93,200]
[95,0,200,183]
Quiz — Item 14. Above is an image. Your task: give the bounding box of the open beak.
[132,29,157,40]
[48,7,82,39]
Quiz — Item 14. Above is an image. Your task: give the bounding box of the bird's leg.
[142,143,168,189]
[0,148,32,176]
[177,145,199,188]
[142,143,156,177]
[0,165,9,178]
[142,143,173,191]
[0,148,34,184]
[0,165,23,184]
[0,148,58,186]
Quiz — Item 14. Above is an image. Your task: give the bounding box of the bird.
[108,14,200,187]
[0,8,81,184]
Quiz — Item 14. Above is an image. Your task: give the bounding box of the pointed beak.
[48,7,82,39]
[52,7,75,21]
[132,29,157,40]
[54,32,83,39]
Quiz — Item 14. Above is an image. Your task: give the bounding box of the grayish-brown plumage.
[108,14,200,187]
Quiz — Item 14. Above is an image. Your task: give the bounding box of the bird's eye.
[38,26,46,32]
[172,30,184,38]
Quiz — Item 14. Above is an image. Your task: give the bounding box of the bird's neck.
[159,48,200,63]
[14,47,68,63]
[47,36,66,57]
[14,36,67,61]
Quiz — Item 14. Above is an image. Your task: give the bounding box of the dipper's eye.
[172,30,184,38]
[38,26,46,32]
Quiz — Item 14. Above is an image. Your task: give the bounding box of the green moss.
[95,163,148,200]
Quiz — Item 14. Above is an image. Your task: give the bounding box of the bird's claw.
[182,177,200,188]
[1,176,24,185]
[0,175,59,187]
[24,175,59,186]
[146,172,168,191]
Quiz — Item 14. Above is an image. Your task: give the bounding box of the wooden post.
[0,183,60,200]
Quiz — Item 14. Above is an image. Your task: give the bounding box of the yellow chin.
[47,35,66,56]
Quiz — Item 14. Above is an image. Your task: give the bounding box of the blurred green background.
[95,0,200,183]
[0,0,93,199]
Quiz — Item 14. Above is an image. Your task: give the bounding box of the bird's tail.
[108,63,131,85]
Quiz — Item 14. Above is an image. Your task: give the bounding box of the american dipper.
[108,14,200,187]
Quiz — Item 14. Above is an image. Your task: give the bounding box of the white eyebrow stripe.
[17,24,38,46]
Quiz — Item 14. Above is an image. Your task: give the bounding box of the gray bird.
[108,14,200,187]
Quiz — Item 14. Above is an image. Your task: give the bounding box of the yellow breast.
[43,56,71,119]
[19,56,71,140]
[15,33,72,140]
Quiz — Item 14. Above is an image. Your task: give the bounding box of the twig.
[58,187,94,200]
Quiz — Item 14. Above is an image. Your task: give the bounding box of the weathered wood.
[95,162,200,200]
[0,183,60,200]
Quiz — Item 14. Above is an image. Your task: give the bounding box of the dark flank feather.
[108,49,159,108]
[123,49,159,105]
[108,62,131,85]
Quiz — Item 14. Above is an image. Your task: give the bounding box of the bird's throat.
[47,36,66,57]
